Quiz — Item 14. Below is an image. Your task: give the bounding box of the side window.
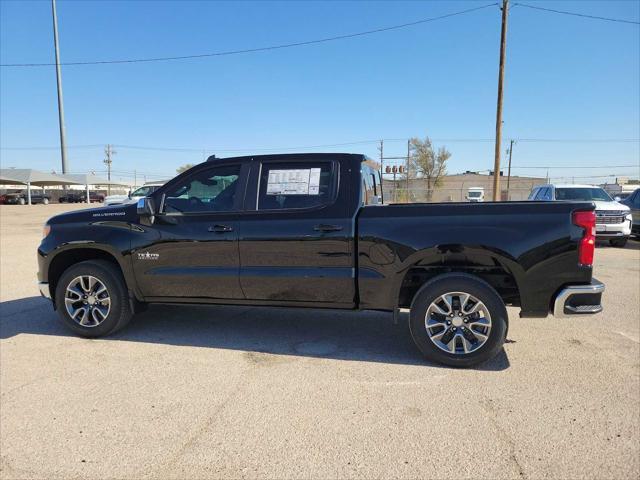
[163,165,241,213]
[257,161,334,211]
[633,191,640,208]
[528,188,539,200]
[537,187,550,200]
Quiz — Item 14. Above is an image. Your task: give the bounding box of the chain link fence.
[381,185,536,203]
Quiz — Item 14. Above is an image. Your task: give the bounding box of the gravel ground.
[1,204,638,480]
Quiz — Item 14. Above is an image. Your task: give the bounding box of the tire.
[609,238,628,247]
[54,260,133,338]
[409,273,508,368]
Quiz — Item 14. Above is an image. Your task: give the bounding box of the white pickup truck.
[529,184,632,247]
[104,181,166,206]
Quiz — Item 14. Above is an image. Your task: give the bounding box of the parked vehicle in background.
[104,182,165,206]
[602,182,637,201]
[37,153,605,368]
[3,190,51,205]
[465,187,485,202]
[59,191,105,203]
[83,192,105,203]
[621,188,640,238]
[528,184,632,247]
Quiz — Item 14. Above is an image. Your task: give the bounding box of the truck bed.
[356,201,594,316]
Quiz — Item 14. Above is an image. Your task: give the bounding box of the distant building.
[382,171,545,203]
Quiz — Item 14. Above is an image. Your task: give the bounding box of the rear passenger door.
[237,158,355,306]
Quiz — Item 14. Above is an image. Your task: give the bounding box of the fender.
[389,243,525,308]
[38,217,143,303]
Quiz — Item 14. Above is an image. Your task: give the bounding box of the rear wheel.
[610,238,628,247]
[409,273,508,367]
[55,260,133,337]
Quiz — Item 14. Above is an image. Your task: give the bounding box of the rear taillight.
[573,210,595,266]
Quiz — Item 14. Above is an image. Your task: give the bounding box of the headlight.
[43,224,51,238]
[625,213,633,221]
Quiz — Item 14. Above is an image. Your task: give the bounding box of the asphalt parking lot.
[1,204,638,480]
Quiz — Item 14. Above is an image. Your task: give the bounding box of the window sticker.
[266,168,321,195]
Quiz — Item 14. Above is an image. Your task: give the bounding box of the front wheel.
[409,273,508,368]
[55,260,133,337]
[609,238,628,247]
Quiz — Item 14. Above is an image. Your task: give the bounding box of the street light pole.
[51,0,69,175]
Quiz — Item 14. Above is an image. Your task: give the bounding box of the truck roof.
[206,152,365,163]
[534,184,599,189]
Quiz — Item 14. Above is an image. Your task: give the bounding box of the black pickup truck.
[37,153,604,367]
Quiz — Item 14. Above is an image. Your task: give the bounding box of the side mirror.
[614,196,621,202]
[137,197,156,224]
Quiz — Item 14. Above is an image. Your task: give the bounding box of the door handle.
[313,224,343,232]
[208,224,234,233]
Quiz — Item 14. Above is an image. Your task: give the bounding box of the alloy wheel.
[425,291,492,355]
[64,275,111,327]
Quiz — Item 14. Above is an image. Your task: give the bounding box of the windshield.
[130,186,155,197]
[468,191,482,197]
[555,187,612,202]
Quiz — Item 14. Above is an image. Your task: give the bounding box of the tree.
[176,163,194,174]
[409,136,450,201]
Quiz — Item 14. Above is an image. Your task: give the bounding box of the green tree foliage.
[409,136,451,201]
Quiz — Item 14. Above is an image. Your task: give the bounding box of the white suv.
[529,184,632,247]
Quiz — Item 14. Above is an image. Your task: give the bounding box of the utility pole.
[51,0,69,175]
[103,144,115,195]
[492,0,509,201]
[406,139,411,203]
[506,139,514,200]
[378,139,384,189]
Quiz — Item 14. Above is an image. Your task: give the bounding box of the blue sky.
[1,0,639,184]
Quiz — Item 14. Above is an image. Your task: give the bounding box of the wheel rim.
[425,291,492,355]
[64,275,111,327]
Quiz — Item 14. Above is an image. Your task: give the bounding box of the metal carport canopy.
[0,169,82,204]
[59,173,130,204]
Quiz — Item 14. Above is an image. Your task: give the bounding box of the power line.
[0,3,497,68]
[514,2,640,25]
[516,138,640,143]
[2,138,638,152]
[549,174,640,179]
[511,165,639,169]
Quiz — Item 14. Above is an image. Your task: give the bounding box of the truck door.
[237,158,356,307]
[131,162,248,300]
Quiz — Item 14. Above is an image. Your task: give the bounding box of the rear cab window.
[361,163,383,205]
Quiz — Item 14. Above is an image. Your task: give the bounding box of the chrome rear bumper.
[553,279,604,317]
